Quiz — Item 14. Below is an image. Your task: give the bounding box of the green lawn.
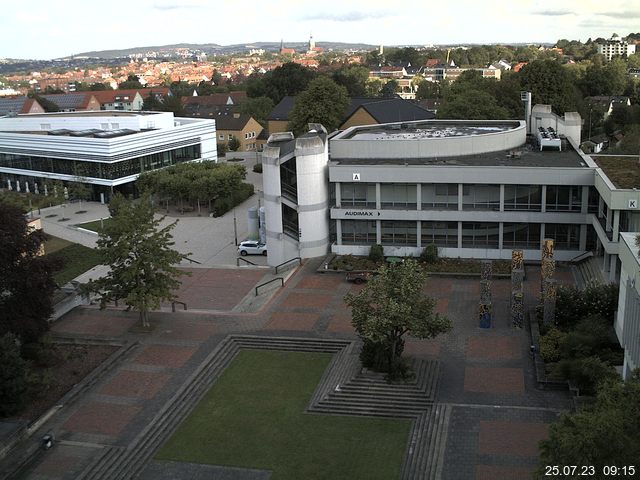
[156,350,411,480]
[75,218,112,233]
[44,236,102,285]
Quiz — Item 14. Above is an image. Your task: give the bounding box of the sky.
[1,0,639,60]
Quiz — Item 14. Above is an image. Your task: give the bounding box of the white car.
[237,241,267,256]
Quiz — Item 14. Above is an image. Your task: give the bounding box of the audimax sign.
[344,211,381,217]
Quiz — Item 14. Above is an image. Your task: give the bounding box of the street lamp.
[233,208,238,246]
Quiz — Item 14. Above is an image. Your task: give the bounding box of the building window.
[341,220,377,245]
[381,221,417,245]
[545,224,580,250]
[40,123,51,130]
[546,186,582,212]
[462,184,500,210]
[279,157,297,202]
[340,183,376,208]
[282,204,299,240]
[380,183,417,209]
[461,222,499,248]
[229,134,234,140]
[588,186,599,213]
[502,223,541,249]
[219,134,224,140]
[422,184,458,210]
[504,185,542,211]
[421,221,458,247]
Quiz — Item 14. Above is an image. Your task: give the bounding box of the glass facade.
[502,223,541,249]
[421,221,458,247]
[0,145,200,181]
[282,204,299,239]
[381,221,417,245]
[545,223,580,250]
[422,184,458,210]
[279,157,297,202]
[546,185,582,212]
[341,220,376,245]
[341,183,376,208]
[380,183,417,209]
[462,185,500,211]
[504,185,542,211]
[461,222,500,248]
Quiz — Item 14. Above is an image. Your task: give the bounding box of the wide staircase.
[77,335,448,480]
[573,254,605,288]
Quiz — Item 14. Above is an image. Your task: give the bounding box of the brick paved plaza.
[9,259,574,479]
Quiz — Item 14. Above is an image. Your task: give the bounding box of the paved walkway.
[6,260,574,480]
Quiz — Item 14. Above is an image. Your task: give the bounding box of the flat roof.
[20,110,160,118]
[331,142,588,169]
[345,122,519,140]
[338,119,521,140]
[593,155,640,189]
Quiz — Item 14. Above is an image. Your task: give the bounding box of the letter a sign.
[352,173,361,181]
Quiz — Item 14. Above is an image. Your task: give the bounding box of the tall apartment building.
[597,35,637,61]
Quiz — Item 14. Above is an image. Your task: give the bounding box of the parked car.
[237,241,267,256]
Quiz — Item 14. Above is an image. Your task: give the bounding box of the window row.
[337,183,593,212]
[340,220,581,250]
[0,145,201,180]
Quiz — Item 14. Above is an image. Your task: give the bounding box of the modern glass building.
[0,111,216,200]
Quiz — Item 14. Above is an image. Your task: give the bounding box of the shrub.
[217,142,227,157]
[555,284,619,330]
[554,356,618,395]
[359,338,412,381]
[368,244,384,263]
[559,315,611,360]
[539,327,567,363]
[212,182,255,217]
[0,333,29,417]
[420,244,439,264]
[253,163,263,173]
[228,137,241,151]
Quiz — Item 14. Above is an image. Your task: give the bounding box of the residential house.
[39,93,101,112]
[215,112,263,152]
[597,35,637,61]
[586,96,631,119]
[92,90,145,111]
[0,97,45,116]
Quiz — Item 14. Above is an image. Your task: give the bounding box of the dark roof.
[267,96,295,121]
[0,97,30,116]
[216,113,252,131]
[267,96,436,125]
[347,98,436,124]
[40,93,94,109]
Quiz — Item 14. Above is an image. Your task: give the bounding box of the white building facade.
[0,111,216,200]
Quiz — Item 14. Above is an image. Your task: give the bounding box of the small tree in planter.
[368,244,384,264]
[345,259,452,380]
[420,244,439,264]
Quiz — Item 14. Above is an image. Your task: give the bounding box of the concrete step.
[313,403,423,418]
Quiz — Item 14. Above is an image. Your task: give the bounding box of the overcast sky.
[2,0,639,59]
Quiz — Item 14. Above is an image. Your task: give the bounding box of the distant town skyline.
[2,0,639,60]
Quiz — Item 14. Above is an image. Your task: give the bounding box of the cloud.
[153,2,203,10]
[594,10,640,19]
[533,10,573,16]
[299,10,392,22]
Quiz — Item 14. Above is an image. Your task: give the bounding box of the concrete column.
[458,183,463,211]
[376,183,381,210]
[499,184,505,212]
[579,224,587,251]
[609,255,618,283]
[335,182,341,208]
[499,222,504,250]
[541,185,547,213]
[416,184,421,211]
[613,210,620,241]
[417,220,422,248]
[376,219,381,244]
[336,219,342,245]
[457,221,463,249]
[581,185,589,214]
[606,208,612,231]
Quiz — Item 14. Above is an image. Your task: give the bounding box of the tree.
[437,89,509,119]
[239,96,274,127]
[68,179,92,205]
[119,73,143,90]
[416,80,443,100]
[519,59,580,114]
[332,65,370,97]
[538,373,640,473]
[344,259,452,378]
[228,137,241,151]
[288,76,349,135]
[85,194,188,327]
[0,333,29,417]
[0,202,60,343]
[247,62,316,104]
[31,94,59,112]
[380,79,398,98]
